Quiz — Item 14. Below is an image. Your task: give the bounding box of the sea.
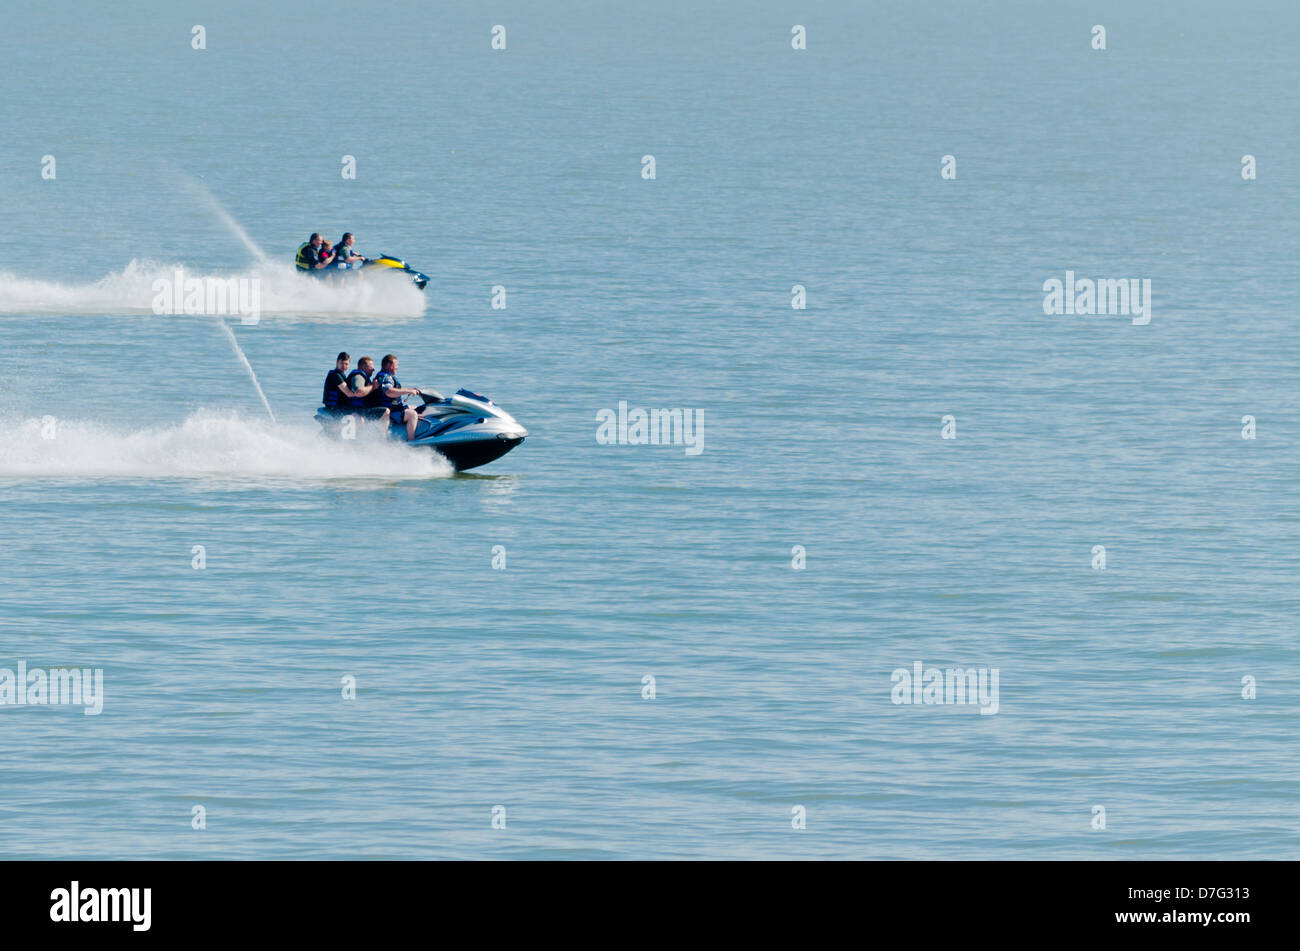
[0,0,1296,858]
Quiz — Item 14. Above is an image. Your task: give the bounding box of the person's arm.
[340,373,375,399]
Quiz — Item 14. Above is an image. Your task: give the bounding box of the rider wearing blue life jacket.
[373,353,421,441]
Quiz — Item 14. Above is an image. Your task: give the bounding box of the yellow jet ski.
[296,245,429,290]
[358,253,429,290]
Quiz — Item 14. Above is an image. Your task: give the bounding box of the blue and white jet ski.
[316,388,527,471]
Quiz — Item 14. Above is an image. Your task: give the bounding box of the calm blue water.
[0,0,1297,858]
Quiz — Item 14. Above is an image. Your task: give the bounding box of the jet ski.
[316,388,527,471]
[347,253,429,290]
[303,252,430,289]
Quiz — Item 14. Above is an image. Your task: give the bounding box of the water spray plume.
[0,412,452,481]
[0,260,425,318]
[217,320,276,424]
[174,172,270,264]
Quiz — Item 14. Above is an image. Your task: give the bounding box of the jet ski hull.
[315,388,527,471]
[303,253,429,289]
[430,434,525,471]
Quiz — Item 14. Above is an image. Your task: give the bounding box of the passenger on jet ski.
[295,234,333,275]
[321,352,377,418]
[373,353,422,441]
[334,233,367,269]
[292,235,429,289]
[346,356,390,428]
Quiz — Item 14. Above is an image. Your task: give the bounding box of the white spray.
[0,411,452,481]
[176,172,271,265]
[0,167,423,318]
[217,320,276,424]
[181,176,277,423]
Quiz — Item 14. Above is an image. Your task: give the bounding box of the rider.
[372,353,421,441]
[346,356,389,428]
[321,352,370,416]
[295,234,332,274]
[334,233,366,269]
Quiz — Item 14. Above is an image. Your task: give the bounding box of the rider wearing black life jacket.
[345,363,373,409]
[322,352,359,416]
[346,356,389,424]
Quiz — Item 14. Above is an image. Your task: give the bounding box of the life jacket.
[322,369,347,409]
[295,242,314,271]
[345,368,372,409]
[373,370,405,410]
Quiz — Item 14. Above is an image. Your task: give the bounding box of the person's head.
[340,233,354,248]
[321,239,332,250]
[358,356,375,373]
[381,354,397,372]
[335,351,350,371]
[310,233,322,247]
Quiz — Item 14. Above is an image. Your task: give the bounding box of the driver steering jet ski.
[295,233,430,290]
[316,385,528,472]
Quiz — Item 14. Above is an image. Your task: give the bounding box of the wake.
[0,410,453,483]
[0,259,427,319]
